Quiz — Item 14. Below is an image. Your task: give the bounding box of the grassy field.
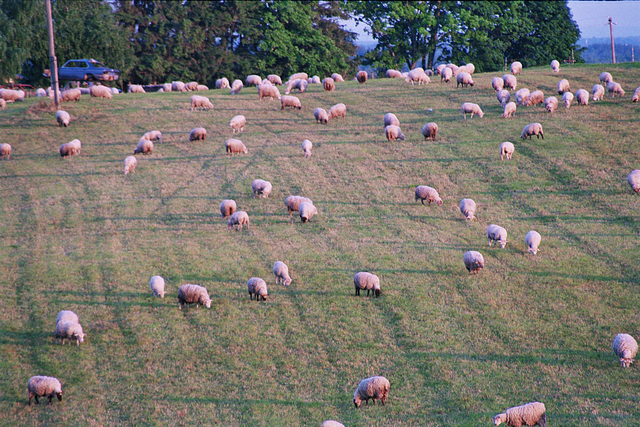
[1,62,639,426]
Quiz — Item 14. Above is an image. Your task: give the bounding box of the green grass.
[1,62,640,426]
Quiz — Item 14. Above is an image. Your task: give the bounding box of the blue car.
[58,58,119,82]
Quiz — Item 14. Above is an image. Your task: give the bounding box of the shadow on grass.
[160,395,325,407]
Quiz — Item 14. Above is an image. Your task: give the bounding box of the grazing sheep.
[225,138,248,155]
[285,79,308,95]
[0,143,12,159]
[172,81,186,92]
[544,96,558,113]
[0,88,24,102]
[149,275,166,298]
[503,102,516,118]
[464,63,475,74]
[607,81,625,97]
[245,75,262,86]
[502,74,517,90]
[493,402,546,427]
[215,78,230,89]
[461,102,483,119]
[459,198,477,220]
[289,72,309,82]
[281,95,302,110]
[196,85,209,91]
[514,88,530,106]
[492,77,504,92]
[56,310,79,325]
[190,95,213,110]
[328,103,346,119]
[142,130,162,143]
[27,376,63,405]
[273,261,292,286]
[251,179,272,199]
[128,84,145,93]
[486,224,508,248]
[299,201,318,223]
[55,320,86,345]
[247,277,268,301]
[162,83,172,92]
[510,61,522,75]
[302,139,312,158]
[134,139,153,154]
[59,139,81,157]
[228,210,250,230]
[309,75,321,84]
[385,124,405,141]
[189,127,207,142]
[463,250,485,274]
[575,88,589,105]
[456,72,474,88]
[267,74,282,85]
[220,199,237,218]
[384,113,400,127]
[521,123,544,140]
[353,272,381,297]
[89,85,112,99]
[562,91,574,108]
[500,142,515,161]
[421,122,438,141]
[356,70,368,83]
[56,110,70,127]
[322,77,335,92]
[632,86,640,102]
[557,79,570,94]
[405,69,430,85]
[497,90,511,107]
[230,79,243,95]
[599,71,613,85]
[331,73,345,82]
[177,284,211,309]
[385,69,402,78]
[285,195,312,215]
[436,64,446,75]
[61,88,82,102]
[627,170,640,193]
[441,67,453,83]
[414,185,442,205]
[525,231,541,255]
[0,99,6,109]
[446,63,458,73]
[314,108,329,124]
[36,88,46,97]
[612,333,638,367]
[258,84,281,100]
[550,59,560,73]
[123,155,137,174]
[592,84,605,101]
[185,81,199,91]
[321,421,345,427]
[230,115,246,133]
[353,376,389,407]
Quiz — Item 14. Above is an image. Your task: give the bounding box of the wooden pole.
[46,0,60,108]
[608,17,616,64]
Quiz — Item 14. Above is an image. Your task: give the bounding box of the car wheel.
[87,74,95,82]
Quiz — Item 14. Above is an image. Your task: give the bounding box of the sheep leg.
[48,395,53,404]
[355,288,360,296]
[34,395,39,404]
[421,199,425,205]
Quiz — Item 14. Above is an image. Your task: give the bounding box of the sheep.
[592,84,605,101]
[607,81,625,97]
[356,70,368,83]
[441,67,453,83]
[142,130,162,143]
[414,185,442,205]
[436,64,446,75]
[225,138,248,155]
[497,90,511,107]
[550,59,560,73]
[463,250,484,274]
[322,77,335,92]
[612,333,638,367]
[230,79,243,95]
[285,79,308,95]
[498,141,515,161]
[0,143,12,159]
[267,74,282,85]
[627,170,640,193]
[123,155,137,174]
[521,123,544,140]
[353,376,389,407]
[177,284,211,309]
[281,95,302,110]
[314,108,329,124]
[228,210,250,230]
[459,198,477,220]
[321,421,345,427]
[251,179,272,199]
[172,81,186,92]
[56,110,70,127]
[384,113,400,127]
[328,103,346,119]
[493,402,546,427]
[492,77,504,92]
[0,88,24,102]
[562,91,574,108]
[486,224,508,248]
[445,63,458,74]
[189,127,207,142]
[247,277,268,301]
[149,275,165,298]
[36,88,46,97]
[502,74,517,90]
[385,124,405,141]
[599,71,613,85]
[510,61,522,75]
[353,272,381,297]
[27,376,63,405]
[55,320,86,345]
[196,85,208,91]
[59,139,81,157]
[0,99,5,110]
[557,79,570,94]
[299,201,318,223]
[575,88,589,105]
[405,69,430,85]
[61,88,82,102]
[56,310,79,325]
[162,83,172,92]
[514,88,530,106]
[273,261,292,286]
[220,199,237,218]
[385,69,402,78]
[190,95,213,110]
[89,85,112,99]
[525,230,541,255]
[134,139,153,154]
[230,115,246,133]
[285,195,312,215]
[503,102,516,118]
[464,63,475,74]
[456,72,474,88]
[331,73,345,82]
[302,139,312,158]
[544,96,558,114]
[421,122,438,141]
[216,78,230,89]
[185,81,199,91]
[289,72,309,82]
[128,84,145,93]
[461,102,483,119]
[632,86,640,102]
[309,75,321,84]
[258,84,281,100]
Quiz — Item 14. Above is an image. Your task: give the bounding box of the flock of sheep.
[6,60,639,425]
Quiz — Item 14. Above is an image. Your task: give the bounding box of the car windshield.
[90,59,107,68]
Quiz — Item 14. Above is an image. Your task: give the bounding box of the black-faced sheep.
[521,123,544,140]
[134,139,153,154]
[353,376,389,407]
[353,272,380,297]
[299,202,318,223]
[463,251,484,274]
[189,127,207,142]
[228,211,250,230]
[421,123,438,140]
[247,277,268,301]
[177,284,211,309]
[220,199,237,218]
[459,198,476,220]
[314,108,329,124]
[225,139,248,155]
[461,102,483,119]
[356,70,368,83]
[414,185,442,205]
[385,124,405,141]
[486,224,508,248]
[525,231,541,255]
[251,179,272,198]
[493,401,546,427]
[0,143,12,159]
[27,376,63,405]
[627,170,640,193]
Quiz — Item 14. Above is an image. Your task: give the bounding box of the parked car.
[58,58,119,82]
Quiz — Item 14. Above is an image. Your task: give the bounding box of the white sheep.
[314,108,329,124]
[544,96,558,114]
[331,73,345,82]
[328,103,346,119]
[0,143,12,159]
[464,63,475,74]
[461,102,483,119]
[575,88,589,105]
[463,250,484,274]
[627,170,640,193]
[0,99,6,110]
[134,139,153,154]
[486,224,508,248]
[385,69,402,78]
[267,74,283,85]
[215,78,230,89]
[459,198,477,220]
[258,84,281,100]
[55,320,86,345]
[309,75,321,84]
[59,139,81,157]
[356,70,368,83]
[405,69,430,85]
[56,310,79,325]
[557,79,570,94]
[446,64,458,73]
[89,85,112,99]
[245,75,262,87]
[607,81,625,97]
[251,179,272,198]
[36,88,46,97]
[285,195,312,215]
[503,102,516,118]
[414,185,442,205]
[289,72,309,82]
[550,59,560,73]
[502,74,517,91]
[190,95,213,110]
[149,275,165,298]
[299,201,318,223]
[123,156,137,175]
[441,67,453,83]
[56,110,70,127]
[612,333,638,367]
[456,72,474,88]
[302,139,312,158]
[61,88,81,102]
[230,115,246,133]
[562,91,574,108]
[322,77,335,91]
[162,83,172,92]
[273,261,292,286]
[225,138,248,155]
[228,211,250,230]
[230,79,243,95]
[385,124,405,141]
[492,77,504,92]
[281,95,302,110]
[353,272,381,297]
[525,231,541,255]
[247,277,268,301]
[632,86,640,102]
[185,81,199,91]
[515,88,530,106]
[220,199,237,218]
[592,84,605,101]
[521,123,544,140]
[500,142,515,161]
[172,81,186,92]
[599,71,613,85]
[497,90,511,107]
[177,284,211,309]
[525,90,544,107]
[128,84,145,94]
[142,130,162,144]
[0,88,24,102]
[353,376,389,407]
[285,79,308,95]
[196,85,209,91]
[493,402,546,427]
[321,421,345,427]
[421,122,438,141]
[189,127,207,142]
[510,61,522,75]
[384,113,400,127]
[27,376,63,405]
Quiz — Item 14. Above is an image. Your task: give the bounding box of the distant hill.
[579,37,640,64]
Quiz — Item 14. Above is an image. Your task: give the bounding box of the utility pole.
[608,17,616,64]
[46,0,60,108]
